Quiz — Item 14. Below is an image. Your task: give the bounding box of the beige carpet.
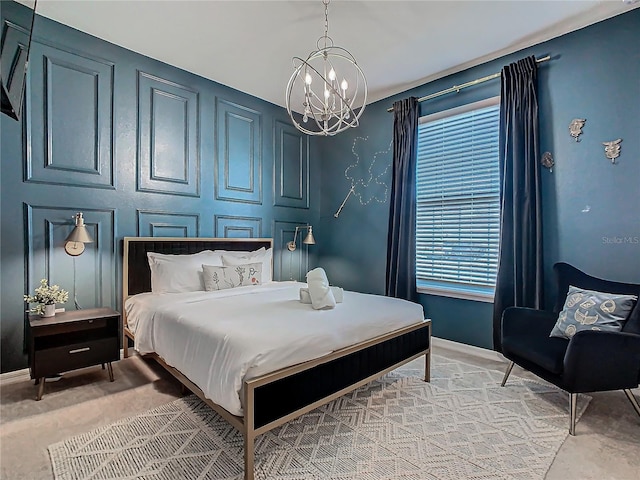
[48,355,589,480]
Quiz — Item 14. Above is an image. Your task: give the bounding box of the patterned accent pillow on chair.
[550,285,638,339]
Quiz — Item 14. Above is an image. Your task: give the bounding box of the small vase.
[42,304,56,317]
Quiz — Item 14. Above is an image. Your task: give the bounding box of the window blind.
[416,101,500,297]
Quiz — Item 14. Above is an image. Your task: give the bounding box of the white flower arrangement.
[24,279,69,315]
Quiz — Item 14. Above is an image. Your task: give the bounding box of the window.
[415,97,500,302]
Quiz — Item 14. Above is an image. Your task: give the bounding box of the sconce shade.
[64,212,93,244]
[287,225,316,251]
[303,228,315,245]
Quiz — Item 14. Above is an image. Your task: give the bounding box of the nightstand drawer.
[33,337,119,378]
[33,317,109,337]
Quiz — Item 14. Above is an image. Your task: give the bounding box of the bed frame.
[122,237,431,480]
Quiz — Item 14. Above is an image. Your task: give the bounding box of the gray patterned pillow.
[549,286,638,339]
[202,262,262,291]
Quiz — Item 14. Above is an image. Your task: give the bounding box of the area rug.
[48,354,589,480]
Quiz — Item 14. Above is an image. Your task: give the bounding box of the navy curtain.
[386,97,419,301]
[493,56,544,352]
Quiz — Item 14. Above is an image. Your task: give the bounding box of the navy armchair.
[500,262,640,435]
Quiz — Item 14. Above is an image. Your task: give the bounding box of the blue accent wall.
[2,3,639,373]
[317,9,640,349]
[0,2,320,373]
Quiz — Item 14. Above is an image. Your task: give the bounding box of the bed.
[122,237,431,480]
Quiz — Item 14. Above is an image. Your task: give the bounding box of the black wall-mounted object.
[1,0,37,121]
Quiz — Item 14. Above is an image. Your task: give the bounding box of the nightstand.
[28,307,121,400]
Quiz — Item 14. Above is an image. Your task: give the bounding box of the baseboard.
[0,348,126,386]
[432,336,507,363]
[0,367,30,385]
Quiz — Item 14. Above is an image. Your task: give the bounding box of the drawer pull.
[69,347,90,354]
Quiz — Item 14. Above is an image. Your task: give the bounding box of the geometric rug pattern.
[48,355,590,480]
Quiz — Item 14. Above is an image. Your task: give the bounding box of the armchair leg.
[501,361,515,387]
[569,393,577,436]
[623,389,640,418]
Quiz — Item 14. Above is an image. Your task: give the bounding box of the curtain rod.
[386,55,551,113]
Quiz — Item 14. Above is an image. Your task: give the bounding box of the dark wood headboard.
[123,237,273,297]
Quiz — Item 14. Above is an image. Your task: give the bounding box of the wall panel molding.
[137,71,200,197]
[137,210,200,237]
[273,120,309,208]
[273,220,309,282]
[25,41,115,189]
[1,9,323,373]
[215,98,262,204]
[1,20,29,117]
[24,204,116,310]
[214,215,262,238]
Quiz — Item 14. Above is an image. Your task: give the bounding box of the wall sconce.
[64,212,93,256]
[287,225,315,252]
[64,212,93,309]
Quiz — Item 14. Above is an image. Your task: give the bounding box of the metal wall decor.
[334,136,391,218]
[569,118,586,141]
[602,139,622,164]
[541,151,554,172]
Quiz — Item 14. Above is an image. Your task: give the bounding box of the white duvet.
[125,281,425,416]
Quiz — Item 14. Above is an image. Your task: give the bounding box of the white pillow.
[215,247,266,257]
[147,250,224,293]
[220,247,273,282]
[202,262,262,291]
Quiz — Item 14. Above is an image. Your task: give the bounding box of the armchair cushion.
[503,333,569,375]
[502,307,569,375]
[549,286,638,340]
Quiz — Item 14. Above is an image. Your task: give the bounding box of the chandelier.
[286,0,367,136]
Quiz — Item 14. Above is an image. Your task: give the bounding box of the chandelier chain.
[323,0,330,48]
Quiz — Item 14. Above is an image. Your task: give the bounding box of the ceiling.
[29,1,639,110]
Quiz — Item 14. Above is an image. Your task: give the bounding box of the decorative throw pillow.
[202,262,262,291]
[549,286,638,339]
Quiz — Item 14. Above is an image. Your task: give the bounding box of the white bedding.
[125,281,425,416]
